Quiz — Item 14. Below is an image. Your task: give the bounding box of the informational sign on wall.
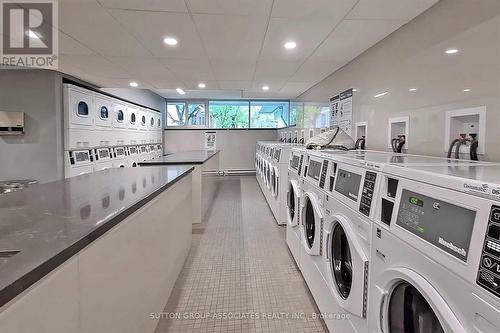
[330,88,353,136]
[204,131,217,150]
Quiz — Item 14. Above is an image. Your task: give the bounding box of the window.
[209,101,249,128]
[150,117,154,126]
[188,103,206,126]
[130,112,136,124]
[77,101,89,116]
[100,106,109,119]
[141,115,146,125]
[250,101,289,128]
[117,110,124,122]
[167,102,186,126]
[303,103,330,128]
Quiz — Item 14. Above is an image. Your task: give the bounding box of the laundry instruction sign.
[329,88,353,136]
[0,0,58,69]
[204,131,217,150]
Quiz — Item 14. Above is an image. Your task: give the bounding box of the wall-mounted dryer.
[112,102,128,146]
[127,106,139,145]
[63,85,95,149]
[94,96,113,147]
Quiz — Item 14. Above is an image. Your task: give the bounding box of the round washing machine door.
[376,268,463,333]
[301,192,323,256]
[287,180,299,226]
[326,216,368,318]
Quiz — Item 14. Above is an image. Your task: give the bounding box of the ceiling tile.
[107,57,177,81]
[217,81,253,90]
[242,91,292,98]
[310,19,406,63]
[157,89,242,99]
[149,79,184,90]
[181,81,218,90]
[59,54,130,78]
[193,14,267,60]
[211,60,256,81]
[187,0,273,16]
[59,33,94,55]
[259,17,340,61]
[254,60,301,81]
[109,10,205,59]
[347,0,439,20]
[272,0,357,19]
[59,0,149,57]
[290,60,343,82]
[99,0,188,12]
[158,58,215,81]
[280,82,315,96]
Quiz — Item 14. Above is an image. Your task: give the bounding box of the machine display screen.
[98,149,109,159]
[75,151,89,162]
[396,189,475,262]
[409,196,424,207]
[129,147,137,154]
[116,148,124,156]
[141,146,147,153]
[334,169,362,202]
[307,160,322,181]
[291,155,300,170]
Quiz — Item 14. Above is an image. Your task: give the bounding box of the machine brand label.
[463,182,500,201]
[438,237,467,258]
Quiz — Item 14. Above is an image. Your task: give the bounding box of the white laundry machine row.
[64,144,158,178]
[367,162,500,333]
[63,84,163,150]
[293,150,500,333]
[255,141,299,225]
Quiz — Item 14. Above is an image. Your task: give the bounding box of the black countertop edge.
[138,150,220,166]
[0,166,194,309]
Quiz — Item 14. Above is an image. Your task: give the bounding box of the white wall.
[0,70,64,183]
[164,129,277,171]
[293,0,500,161]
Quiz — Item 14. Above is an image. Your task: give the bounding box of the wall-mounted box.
[387,116,409,149]
[0,111,24,135]
[355,121,368,142]
[444,106,486,155]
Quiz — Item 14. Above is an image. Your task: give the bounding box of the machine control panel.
[319,160,328,189]
[477,205,500,298]
[307,160,322,181]
[359,171,377,217]
[396,190,475,262]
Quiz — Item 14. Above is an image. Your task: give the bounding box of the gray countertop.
[139,150,220,166]
[0,165,194,307]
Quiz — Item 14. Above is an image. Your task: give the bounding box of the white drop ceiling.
[58,0,439,98]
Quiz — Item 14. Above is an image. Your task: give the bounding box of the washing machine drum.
[388,282,444,333]
[330,223,352,299]
[304,199,315,248]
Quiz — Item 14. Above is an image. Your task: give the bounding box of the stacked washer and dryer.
[285,149,500,333]
[63,84,163,178]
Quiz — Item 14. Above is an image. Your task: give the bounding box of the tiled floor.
[155,176,327,333]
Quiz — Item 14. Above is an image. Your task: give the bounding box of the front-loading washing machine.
[127,146,139,167]
[368,163,500,333]
[139,145,150,162]
[94,147,114,171]
[148,144,157,160]
[112,146,127,168]
[286,146,307,268]
[63,84,95,150]
[64,149,95,178]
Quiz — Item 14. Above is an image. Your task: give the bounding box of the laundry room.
[0,0,499,332]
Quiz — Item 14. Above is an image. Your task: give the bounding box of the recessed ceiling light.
[374,92,388,98]
[262,85,270,91]
[163,37,178,46]
[445,48,458,54]
[409,88,417,92]
[176,88,185,95]
[198,83,206,89]
[463,88,471,92]
[284,41,297,49]
[352,88,358,92]
[129,81,138,87]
